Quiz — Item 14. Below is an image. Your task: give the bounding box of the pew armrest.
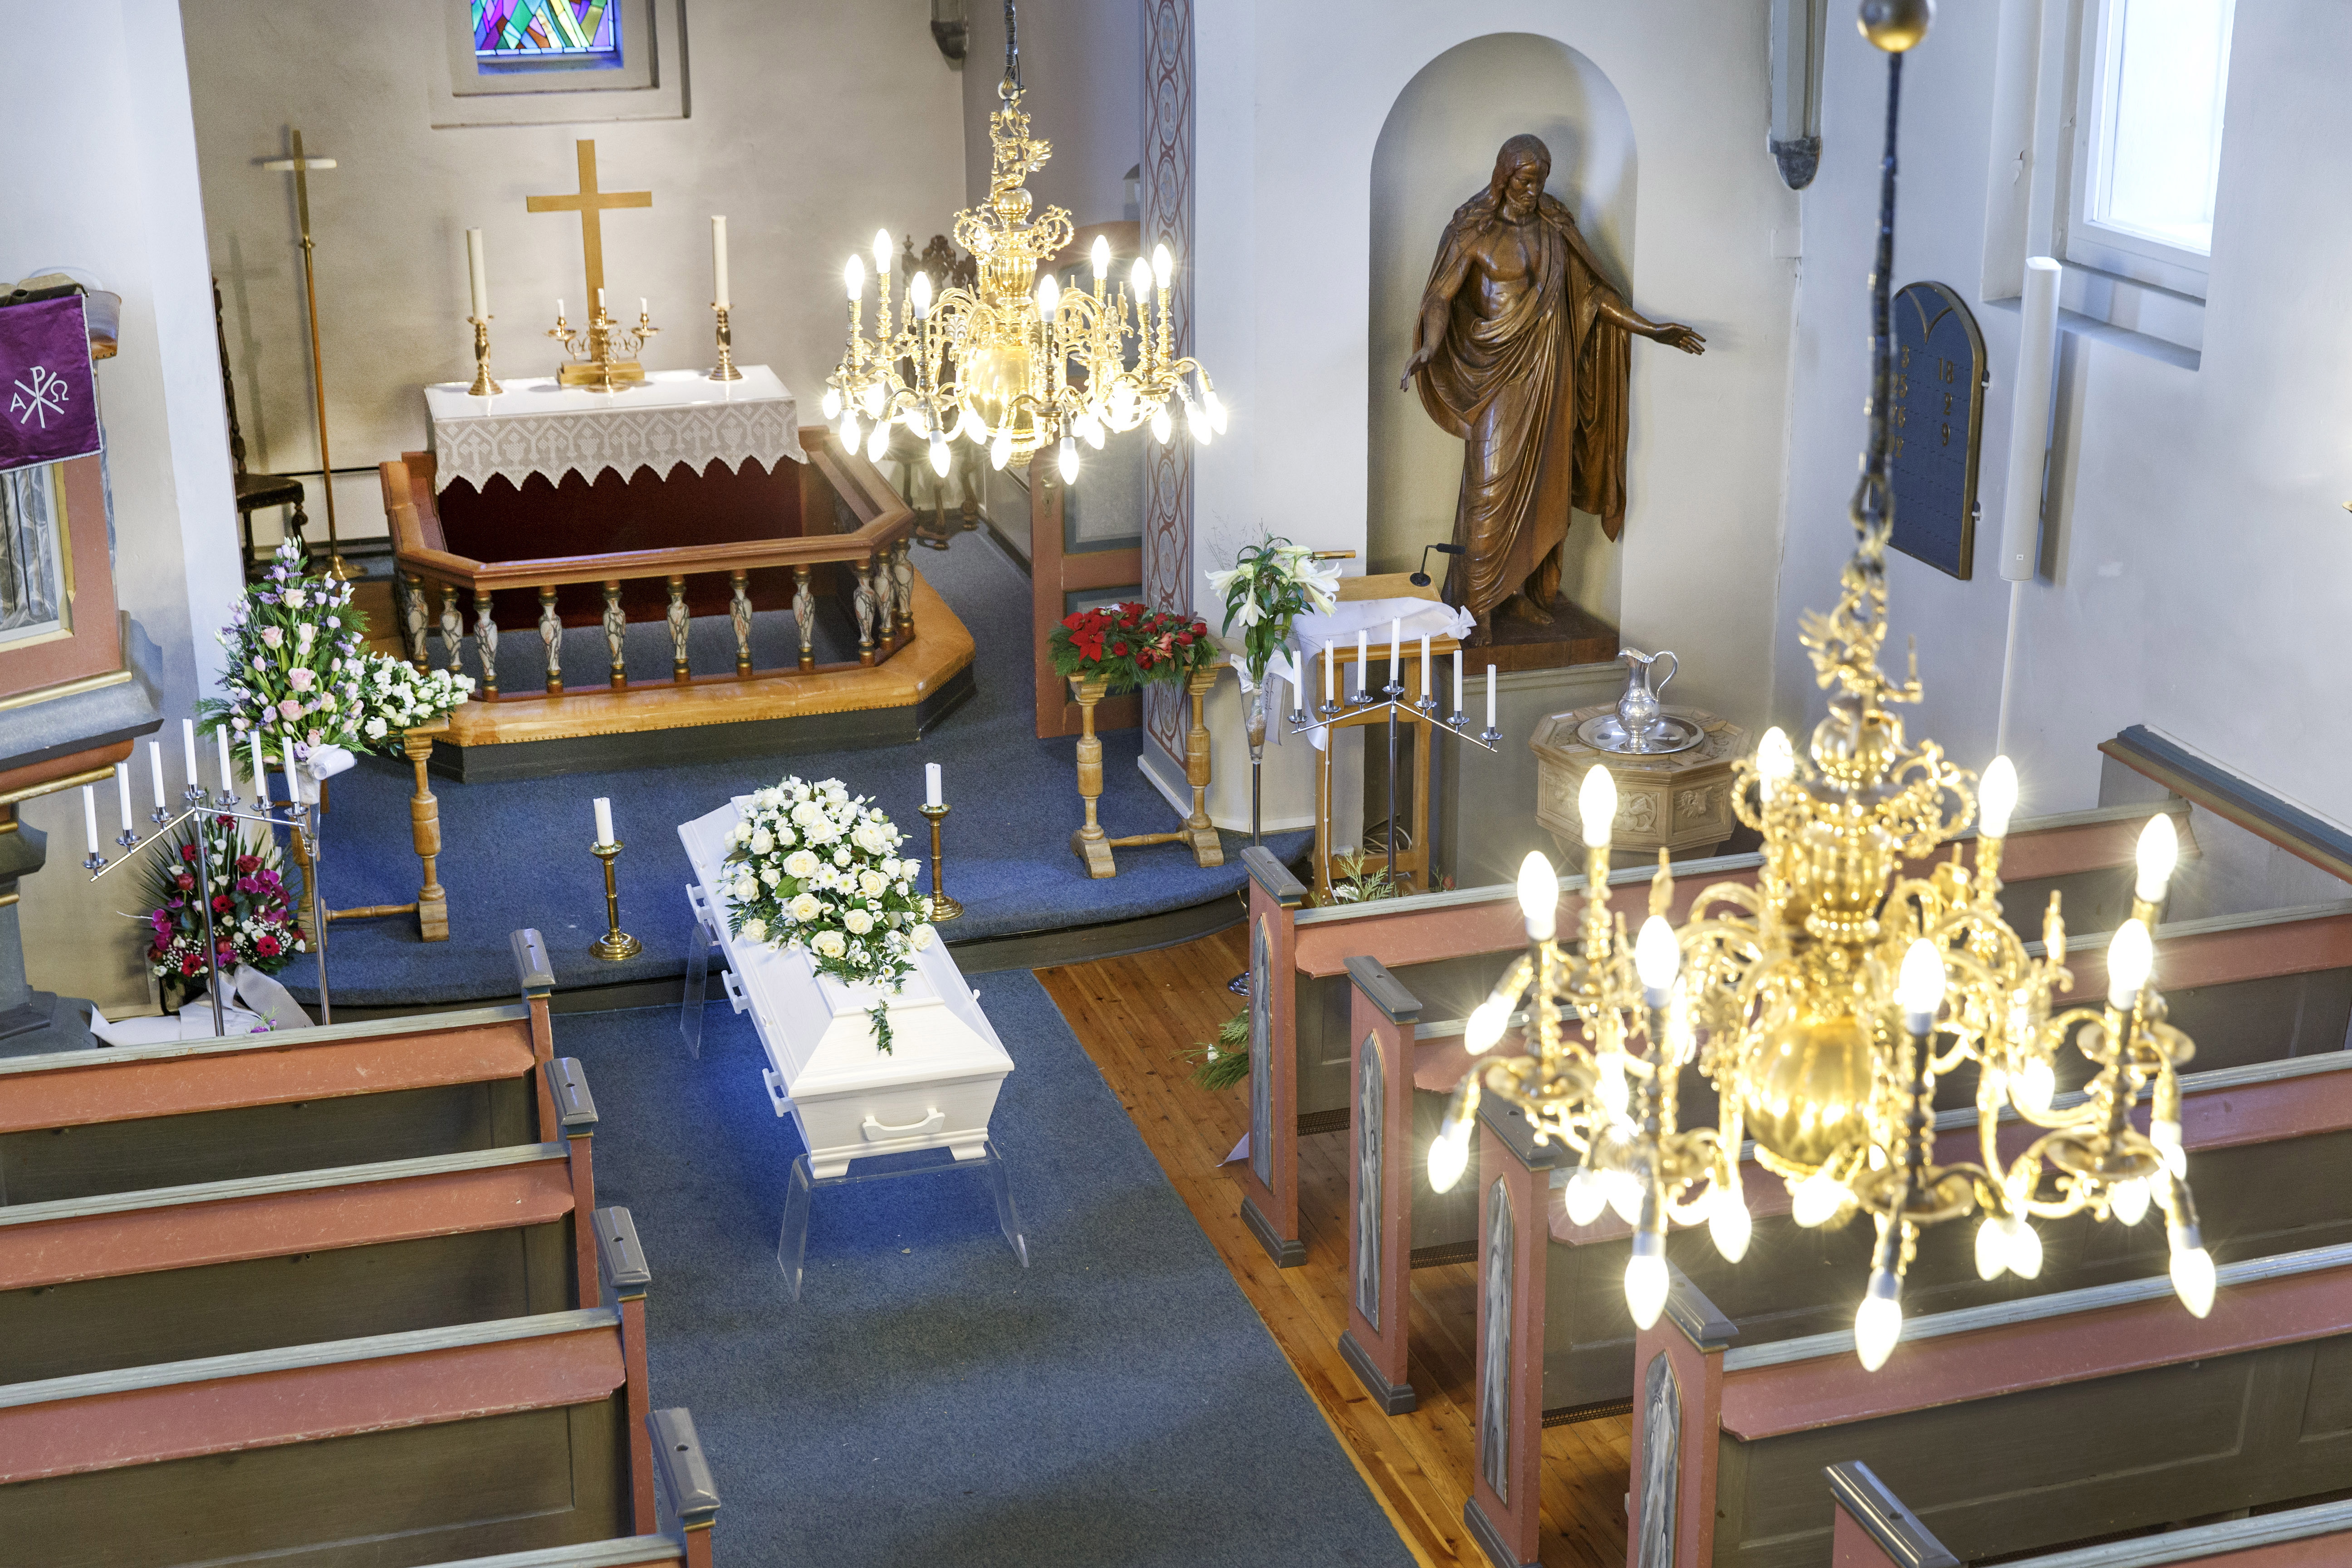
[1825,1461,1961,1568]
[595,1205,652,1298]
[513,928,557,1000]
[1343,955,1421,1024]
[1241,845,1308,908]
[649,1406,721,1531]
[547,1058,599,1134]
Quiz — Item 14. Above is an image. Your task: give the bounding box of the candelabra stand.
[1287,675,1504,893]
[83,784,331,1035]
[466,314,502,397]
[918,803,964,922]
[711,303,743,382]
[590,841,643,960]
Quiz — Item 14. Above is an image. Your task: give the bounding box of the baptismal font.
[1428,0,2213,1372]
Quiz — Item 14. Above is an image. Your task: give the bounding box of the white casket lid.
[676,797,1012,1099]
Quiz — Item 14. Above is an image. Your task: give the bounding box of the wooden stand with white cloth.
[676,798,1027,1297]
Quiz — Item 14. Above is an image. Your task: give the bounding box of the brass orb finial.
[1858,0,1933,51]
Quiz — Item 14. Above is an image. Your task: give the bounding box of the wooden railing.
[378,431,919,700]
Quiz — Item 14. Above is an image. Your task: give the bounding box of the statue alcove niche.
[1371,34,1697,666]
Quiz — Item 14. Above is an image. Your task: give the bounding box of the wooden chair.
[0,1100,606,1385]
[1830,1459,2352,1568]
[1624,1248,2352,1568]
[0,929,563,1205]
[212,275,309,579]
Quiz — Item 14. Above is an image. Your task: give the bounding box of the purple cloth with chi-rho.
[0,293,103,476]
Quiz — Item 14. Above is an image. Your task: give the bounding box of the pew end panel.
[1239,847,1309,1267]
[1466,1100,1568,1568]
[650,1406,722,1568]
[596,1205,657,1534]
[1339,956,1421,1415]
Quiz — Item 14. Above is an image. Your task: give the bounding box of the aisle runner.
[563,980,1413,1568]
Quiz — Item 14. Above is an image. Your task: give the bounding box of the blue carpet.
[563,982,1414,1567]
[291,530,1307,1006]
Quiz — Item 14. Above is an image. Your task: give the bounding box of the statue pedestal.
[1529,704,1749,858]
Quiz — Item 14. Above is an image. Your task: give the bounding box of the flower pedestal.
[1067,666,1224,879]
[309,717,454,944]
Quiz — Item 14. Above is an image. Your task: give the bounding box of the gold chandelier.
[1428,0,2213,1371]
[822,1,1225,490]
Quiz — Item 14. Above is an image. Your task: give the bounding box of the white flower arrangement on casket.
[720,776,938,1054]
[354,653,475,753]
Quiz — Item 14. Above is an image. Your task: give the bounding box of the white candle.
[557,297,566,320]
[1453,648,1465,715]
[1486,665,1498,732]
[925,762,943,808]
[466,228,489,319]
[251,733,265,799]
[1356,630,1368,692]
[1324,639,1334,703]
[216,726,233,794]
[597,286,606,313]
[284,742,301,805]
[82,785,98,856]
[181,719,198,789]
[593,797,616,848]
[114,762,132,832]
[1420,635,1432,701]
[711,216,731,309]
[638,296,647,318]
[148,741,165,809]
[1389,618,1401,688]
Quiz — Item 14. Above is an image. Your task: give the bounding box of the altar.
[382,368,974,781]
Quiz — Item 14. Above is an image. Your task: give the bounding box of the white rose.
[792,801,824,829]
[759,866,781,887]
[740,917,768,942]
[732,877,757,901]
[813,930,847,958]
[789,893,823,923]
[750,829,774,854]
[911,923,937,951]
[858,869,888,897]
[844,909,873,935]
[785,849,820,878]
[830,846,849,867]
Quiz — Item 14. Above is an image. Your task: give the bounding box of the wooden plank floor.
[1038,926,1631,1568]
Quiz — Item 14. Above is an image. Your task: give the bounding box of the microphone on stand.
[1411,541,1465,587]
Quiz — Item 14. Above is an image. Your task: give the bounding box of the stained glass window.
[473,0,621,63]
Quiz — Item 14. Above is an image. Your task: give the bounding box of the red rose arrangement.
[139,814,306,1007]
[1048,602,1218,693]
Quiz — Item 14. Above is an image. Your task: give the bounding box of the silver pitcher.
[1614,647,1678,749]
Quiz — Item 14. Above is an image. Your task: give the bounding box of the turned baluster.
[853,555,877,667]
[892,540,914,644]
[473,590,498,699]
[603,580,627,690]
[666,574,690,684]
[437,589,465,676]
[403,726,448,941]
[539,586,563,694]
[1068,676,1116,878]
[793,565,815,673]
[730,569,753,677]
[400,573,429,671]
[1180,663,1224,865]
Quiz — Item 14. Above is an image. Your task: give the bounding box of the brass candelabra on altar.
[549,299,659,391]
[820,1,1225,489]
[1427,0,2214,1372]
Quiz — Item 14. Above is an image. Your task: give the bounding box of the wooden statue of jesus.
[1402,134,1705,634]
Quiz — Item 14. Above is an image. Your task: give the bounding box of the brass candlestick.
[917,803,963,922]
[711,303,744,381]
[590,840,643,960]
[467,314,503,396]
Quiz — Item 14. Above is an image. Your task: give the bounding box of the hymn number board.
[1887,281,1988,580]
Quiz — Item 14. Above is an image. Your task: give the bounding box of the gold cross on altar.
[526,139,652,308]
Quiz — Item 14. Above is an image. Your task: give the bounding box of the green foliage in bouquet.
[196,539,367,767]
[1204,536,1342,686]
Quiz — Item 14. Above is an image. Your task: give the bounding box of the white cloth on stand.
[423,366,804,493]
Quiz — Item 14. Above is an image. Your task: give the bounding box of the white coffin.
[679,797,1013,1178]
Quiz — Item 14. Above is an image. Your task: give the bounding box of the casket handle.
[862,1107,946,1140]
[720,969,750,1014]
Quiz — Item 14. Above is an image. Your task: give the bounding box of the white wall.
[1367,32,1637,623]
[1773,0,2352,828]
[1188,0,1800,731]
[183,0,967,538]
[4,0,243,1016]
[959,0,1140,227]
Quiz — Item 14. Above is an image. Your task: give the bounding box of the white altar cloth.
[423,365,804,493]
[678,797,1013,1180]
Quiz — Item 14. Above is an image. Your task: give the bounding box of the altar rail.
[380,430,920,701]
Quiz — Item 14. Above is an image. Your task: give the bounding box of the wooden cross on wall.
[526,140,651,310]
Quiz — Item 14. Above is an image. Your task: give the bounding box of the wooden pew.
[1829,1459,2352,1568]
[1457,897,2352,1566]
[1619,1248,2352,1568]
[0,1224,666,1563]
[0,928,563,1205]
[0,1083,602,1383]
[1238,807,2194,1269]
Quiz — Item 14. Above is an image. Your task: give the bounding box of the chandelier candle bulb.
[1152,243,1173,293]
[2136,813,2179,903]
[1979,755,2019,838]
[1465,997,1511,1055]
[1579,764,1617,848]
[1624,1231,1670,1330]
[710,216,728,309]
[909,271,932,319]
[1563,1169,1609,1226]
[1854,1269,1904,1371]
[1757,726,1794,802]
[1792,1168,1846,1228]
[593,797,615,849]
[2110,1177,2151,1226]
[2107,918,2155,1010]
[1597,1053,1631,1118]
[929,434,951,477]
[872,229,892,277]
[1056,439,1078,485]
[1636,914,1681,1004]
[867,423,891,465]
[1035,274,1059,321]
[1090,233,1110,281]
[2004,1214,2044,1279]
[1710,1183,1754,1262]
[2169,1223,2215,1317]
[1897,938,1946,1035]
[1129,256,1152,303]
[2016,1057,2056,1114]
[843,255,863,301]
[1975,1215,2009,1280]
[1517,850,1558,942]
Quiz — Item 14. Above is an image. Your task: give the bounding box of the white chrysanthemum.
[789,893,823,923]
[844,909,873,935]
[784,849,820,879]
